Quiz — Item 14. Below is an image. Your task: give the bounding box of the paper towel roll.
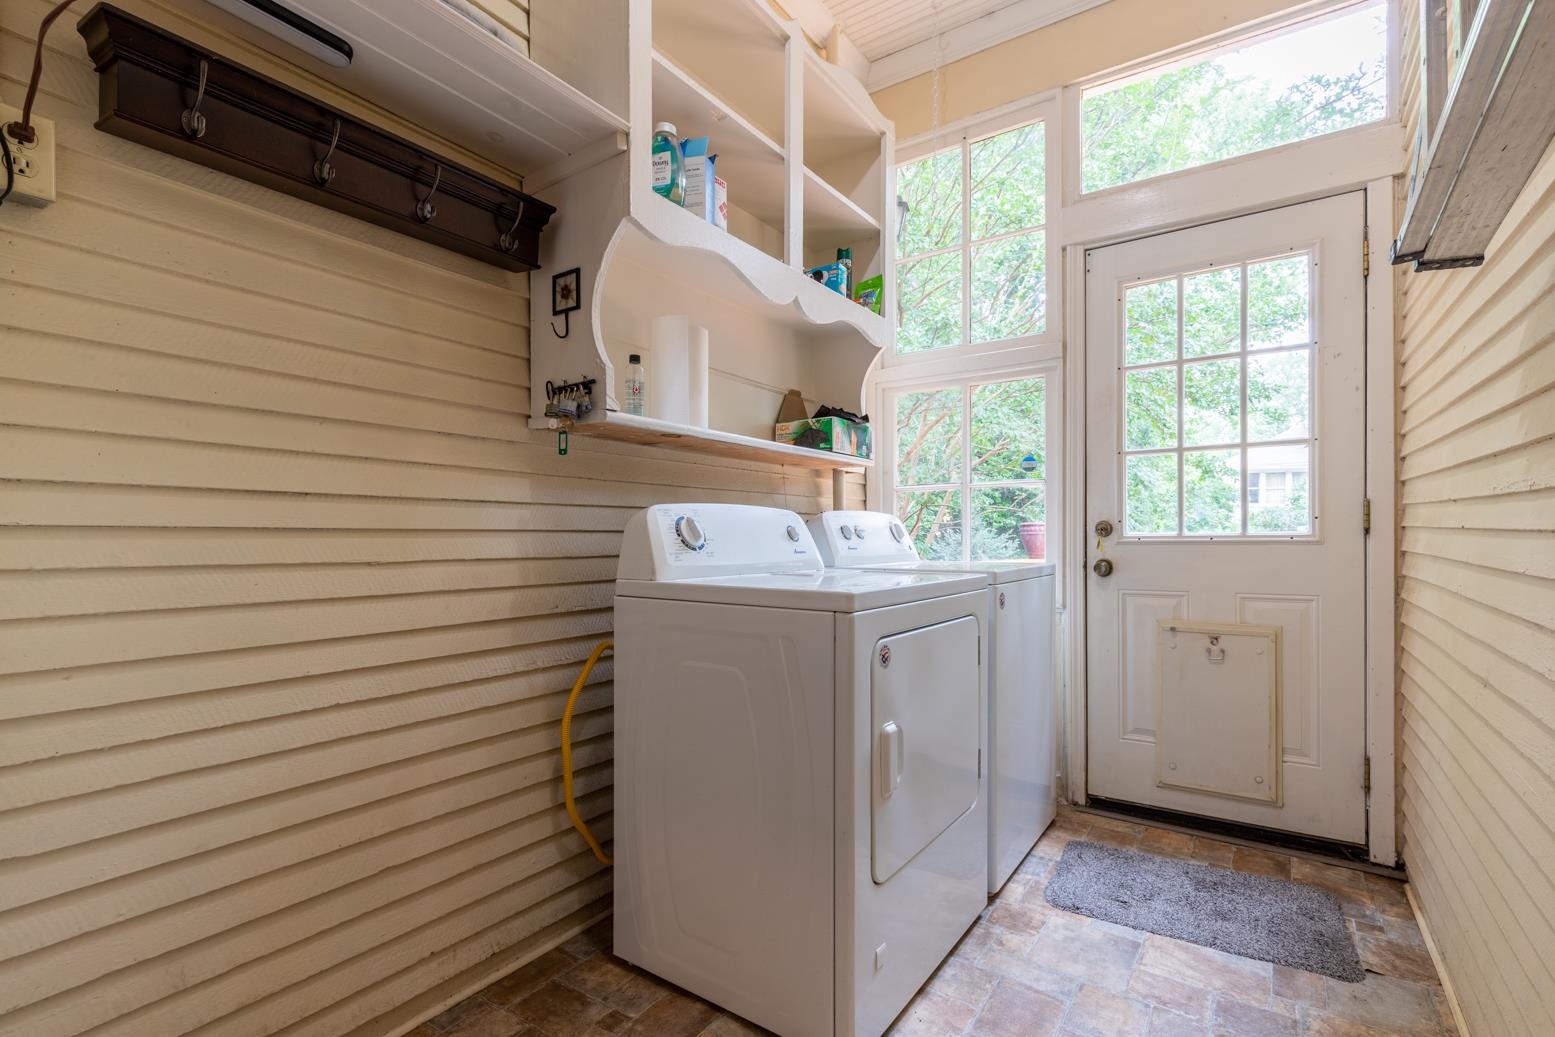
[647,315,690,425]
[688,325,709,428]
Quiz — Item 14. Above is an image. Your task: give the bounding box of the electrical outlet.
[2,102,56,206]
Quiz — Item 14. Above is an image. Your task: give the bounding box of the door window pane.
[971,485,1047,561]
[1182,267,1242,358]
[970,122,1045,238]
[1247,255,1311,349]
[1182,358,1241,446]
[1247,445,1311,534]
[897,252,963,354]
[1080,2,1387,193]
[1118,249,1316,538]
[1126,368,1178,450]
[1127,454,1179,535]
[1248,350,1311,440]
[971,378,1045,481]
[972,231,1046,342]
[1184,450,1242,535]
[1125,279,1178,365]
[897,489,964,559]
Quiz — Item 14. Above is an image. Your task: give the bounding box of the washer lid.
[614,567,988,612]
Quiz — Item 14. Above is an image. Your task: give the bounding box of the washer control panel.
[807,510,922,566]
[617,504,823,581]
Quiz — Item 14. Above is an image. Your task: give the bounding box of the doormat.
[1045,840,1364,981]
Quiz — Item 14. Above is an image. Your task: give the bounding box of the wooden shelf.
[178,0,630,178]
[650,51,786,232]
[553,412,872,470]
[802,48,888,170]
[654,0,789,146]
[803,168,881,254]
[628,198,889,351]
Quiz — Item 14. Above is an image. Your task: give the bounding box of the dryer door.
[871,614,981,883]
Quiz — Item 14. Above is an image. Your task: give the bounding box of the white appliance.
[809,510,1057,893]
[613,503,990,1037]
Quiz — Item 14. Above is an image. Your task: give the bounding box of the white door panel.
[1084,194,1368,845]
[871,615,981,883]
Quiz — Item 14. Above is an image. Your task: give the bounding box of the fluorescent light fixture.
[205,0,353,67]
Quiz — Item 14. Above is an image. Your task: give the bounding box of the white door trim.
[1061,179,1399,865]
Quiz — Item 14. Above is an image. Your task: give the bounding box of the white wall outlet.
[2,103,57,206]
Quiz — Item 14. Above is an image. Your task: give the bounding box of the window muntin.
[896,122,1047,355]
[1121,251,1316,538]
[892,377,1048,561]
[1080,1,1387,194]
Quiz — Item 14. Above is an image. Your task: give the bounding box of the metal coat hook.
[181,59,209,139]
[415,162,442,223]
[314,119,341,186]
[498,200,526,253]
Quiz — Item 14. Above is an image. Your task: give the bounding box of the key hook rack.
[78,5,555,271]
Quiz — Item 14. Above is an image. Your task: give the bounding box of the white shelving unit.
[524,0,895,473]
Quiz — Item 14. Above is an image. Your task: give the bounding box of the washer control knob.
[786,524,801,542]
[674,515,706,552]
[853,525,867,539]
[889,520,906,542]
[840,525,854,540]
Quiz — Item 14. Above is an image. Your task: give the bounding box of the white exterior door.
[1084,193,1368,845]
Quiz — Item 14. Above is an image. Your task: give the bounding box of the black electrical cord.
[6,0,83,147]
[0,131,14,208]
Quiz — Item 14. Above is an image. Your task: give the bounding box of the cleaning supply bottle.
[837,246,853,296]
[625,354,646,416]
[651,123,685,205]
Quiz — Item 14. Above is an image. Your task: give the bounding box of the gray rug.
[1044,840,1364,981]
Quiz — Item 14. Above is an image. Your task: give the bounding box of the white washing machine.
[612,503,989,1037]
[810,510,1057,894]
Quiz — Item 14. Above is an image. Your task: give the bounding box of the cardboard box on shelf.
[774,416,871,459]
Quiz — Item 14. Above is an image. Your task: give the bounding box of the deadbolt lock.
[1094,520,1114,538]
[1093,558,1114,577]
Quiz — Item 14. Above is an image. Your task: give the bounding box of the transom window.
[891,376,1048,561]
[1080,1,1387,194]
[1121,250,1315,538]
[895,121,1047,354]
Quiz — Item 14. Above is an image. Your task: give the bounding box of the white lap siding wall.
[0,2,861,1035]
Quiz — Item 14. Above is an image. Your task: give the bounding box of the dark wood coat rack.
[77,4,555,271]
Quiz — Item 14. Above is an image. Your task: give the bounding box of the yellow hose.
[563,640,614,866]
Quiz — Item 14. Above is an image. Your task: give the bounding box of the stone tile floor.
[412,809,1456,1037]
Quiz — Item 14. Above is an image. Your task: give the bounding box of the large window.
[890,376,1048,561]
[1080,1,1387,194]
[895,121,1048,355]
[1121,250,1315,538]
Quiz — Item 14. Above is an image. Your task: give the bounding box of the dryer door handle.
[879,721,904,798]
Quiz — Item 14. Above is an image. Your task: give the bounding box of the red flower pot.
[1018,521,1046,560]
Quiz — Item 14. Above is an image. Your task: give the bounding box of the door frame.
[1061,178,1399,866]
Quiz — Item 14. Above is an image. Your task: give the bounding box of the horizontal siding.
[0,3,861,1037]
[1395,1,1555,1031]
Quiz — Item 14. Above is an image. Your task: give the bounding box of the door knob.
[1093,558,1114,577]
[1094,520,1114,538]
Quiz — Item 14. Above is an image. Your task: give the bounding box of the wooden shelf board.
[802,50,887,169]
[628,199,889,351]
[182,0,632,177]
[651,51,787,231]
[654,0,789,146]
[803,167,880,251]
[558,412,872,470]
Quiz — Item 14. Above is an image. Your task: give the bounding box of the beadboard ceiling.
[820,0,1110,89]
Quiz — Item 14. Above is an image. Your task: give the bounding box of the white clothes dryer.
[810,510,1057,893]
[612,503,990,1037]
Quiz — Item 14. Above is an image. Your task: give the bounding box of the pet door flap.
[1155,621,1283,804]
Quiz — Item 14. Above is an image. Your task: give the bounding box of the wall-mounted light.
[204,0,353,67]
